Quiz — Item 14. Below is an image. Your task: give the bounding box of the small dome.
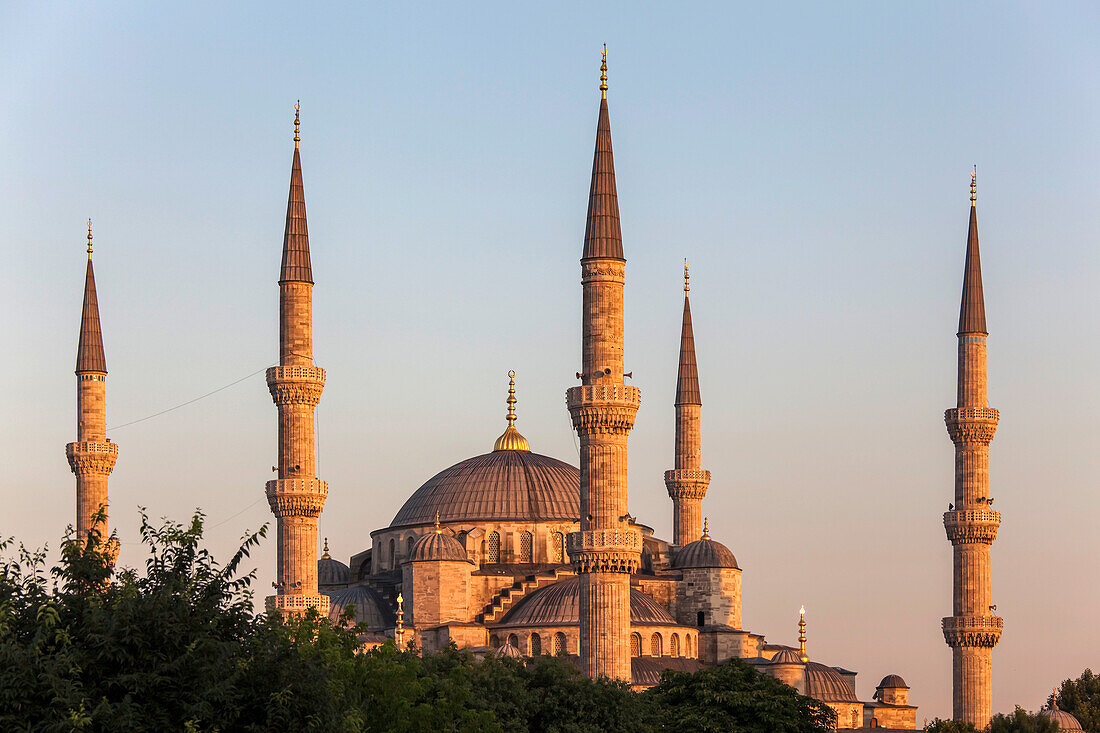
[804,662,859,703]
[494,641,523,659]
[318,539,350,586]
[325,585,392,630]
[391,450,579,528]
[771,649,806,665]
[672,537,739,570]
[877,674,909,689]
[497,577,678,627]
[410,528,468,563]
[1039,703,1084,732]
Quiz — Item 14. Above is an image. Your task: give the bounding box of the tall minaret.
[566,47,642,682]
[66,221,119,559]
[942,170,1002,728]
[664,261,710,546]
[266,103,330,616]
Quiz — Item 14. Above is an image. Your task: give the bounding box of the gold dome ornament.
[493,371,530,452]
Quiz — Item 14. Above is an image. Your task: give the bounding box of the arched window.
[530,633,541,656]
[670,633,680,657]
[488,532,500,563]
[519,531,533,563]
[507,633,518,648]
[630,633,641,657]
[552,532,565,563]
[686,635,693,658]
[697,610,705,627]
[553,632,567,655]
[650,633,662,657]
[388,538,396,569]
[406,536,415,557]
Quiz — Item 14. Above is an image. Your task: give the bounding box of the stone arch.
[519,530,533,563]
[488,531,501,563]
[670,633,680,657]
[552,532,565,563]
[630,632,641,657]
[530,633,541,655]
[650,632,662,657]
[553,632,567,655]
[388,538,396,569]
[507,633,518,648]
[406,535,415,557]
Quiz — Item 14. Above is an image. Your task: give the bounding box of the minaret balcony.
[943,509,1001,544]
[267,366,325,406]
[663,469,710,500]
[566,528,642,574]
[65,441,119,476]
[266,592,331,616]
[945,407,999,444]
[566,384,640,435]
[942,615,1003,648]
[265,478,328,517]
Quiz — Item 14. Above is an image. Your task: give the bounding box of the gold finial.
[798,606,808,662]
[1051,688,1058,710]
[86,219,93,257]
[294,100,300,149]
[684,258,690,294]
[701,517,710,541]
[395,593,405,647]
[600,44,608,100]
[493,370,531,451]
[970,166,976,207]
[322,537,330,559]
[434,510,442,534]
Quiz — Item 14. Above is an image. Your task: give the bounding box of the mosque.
[64,52,1024,731]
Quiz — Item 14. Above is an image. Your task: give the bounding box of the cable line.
[108,365,269,431]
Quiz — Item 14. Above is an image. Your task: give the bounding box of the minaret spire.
[266,103,329,616]
[943,169,1002,728]
[567,48,642,683]
[67,221,118,560]
[666,262,709,546]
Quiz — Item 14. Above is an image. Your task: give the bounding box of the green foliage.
[925,719,978,733]
[988,706,1060,733]
[1054,669,1100,732]
[642,656,836,732]
[0,512,856,732]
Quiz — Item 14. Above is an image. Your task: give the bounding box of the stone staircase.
[476,568,573,624]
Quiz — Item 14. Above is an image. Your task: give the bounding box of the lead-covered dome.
[497,577,678,628]
[391,450,580,528]
[770,649,806,665]
[410,528,469,563]
[877,674,908,689]
[318,540,350,586]
[672,537,739,570]
[1039,702,1084,732]
[324,585,392,630]
[804,662,859,702]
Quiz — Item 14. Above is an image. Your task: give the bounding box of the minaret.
[942,169,1002,728]
[66,221,119,559]
[664,261,710,546]
[266,103,330,615]
[566,47,642,682]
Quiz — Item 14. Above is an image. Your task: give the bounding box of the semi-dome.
[672,536,739,570]
[877,674,909,689]
[494,641,523,659]
[391,450,579,528]
[1039,702,1084,732]
[325,584,392,630]
[410,523,469,563]
[804,662,859,702]
[771,649,806,665]
[318,540,350,586]
[497,577,678,628]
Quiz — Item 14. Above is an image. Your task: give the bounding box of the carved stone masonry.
[266,478,328,517]
[945,408,999,444]
[567,529,642,574]
[267,366,325,406]
[566,385,640,435]
[66,441,119,476]
[942,615,1003,648]
[943,509,1001,545]
[664,469,711,501]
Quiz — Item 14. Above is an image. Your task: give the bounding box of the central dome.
[390,449,580,528]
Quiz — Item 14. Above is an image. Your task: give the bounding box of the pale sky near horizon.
[2,1,1098,722]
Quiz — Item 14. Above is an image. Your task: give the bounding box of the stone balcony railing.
[664,469,711,500]
[266,592,331,616]
[265,479,328,517]
[945,407,999,444]
[942,615,1003,648]
[566,528,642,574]
[943,508,1001,544]
[65,440,119,475]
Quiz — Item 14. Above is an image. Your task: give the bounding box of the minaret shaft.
[566,57,641,682]
[266,118,329,616]
[943,175,1001,728]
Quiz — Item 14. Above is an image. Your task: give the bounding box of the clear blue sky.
[2,1,1097,721]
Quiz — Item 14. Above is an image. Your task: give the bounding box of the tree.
[925,719,978,732]
[1054,669,1100,732]
[643,657,836,732]
[988,707,1059,733]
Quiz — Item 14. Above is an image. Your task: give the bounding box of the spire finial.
[434,510,442,534]
[970,166,976,207]
[294,100,300,149]
[322,537,330,559]
[600,44,608,100]
[684,258,690,294]
[701,517,710,540]
[1051,688,1058,710]
[493,370,530,451]
[506,370,517,428]
[86,219,93,257]
[395,593,405,646]
[798,605,808,662]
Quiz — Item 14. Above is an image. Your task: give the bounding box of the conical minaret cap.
[958,170,987,335]
[675,262,701,405]
[280,102,313,283]
[581,49,624,261]
[76,222,107,373]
